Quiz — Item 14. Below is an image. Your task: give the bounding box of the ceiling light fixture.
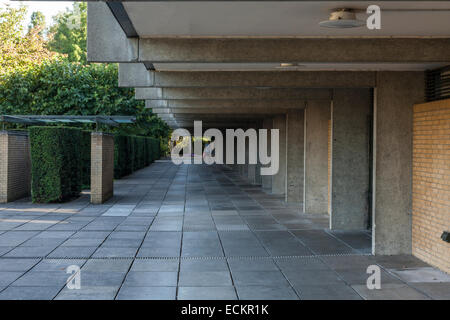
[276,63,306,69]
[319,8,365,28]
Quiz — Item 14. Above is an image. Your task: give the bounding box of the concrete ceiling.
[123,1,450,38]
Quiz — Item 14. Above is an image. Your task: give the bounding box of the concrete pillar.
[286,109,305,205]
[248,162,256,184]
[272,115,286,195]
[373,72,425,255]
[331,89,372,230]
[0,131,31,203]
[242,141,249,179]
[261,118,272,191]
[304,101,331,214]
[91,132,114,204]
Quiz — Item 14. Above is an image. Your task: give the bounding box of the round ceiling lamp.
[319,9,365,28]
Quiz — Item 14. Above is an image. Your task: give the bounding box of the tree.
[28,11,45,36]
[48,2,87,64]
[0,60,170,141]
[0,5,57,77]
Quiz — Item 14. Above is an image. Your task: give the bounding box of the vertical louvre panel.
[426,66,450,102]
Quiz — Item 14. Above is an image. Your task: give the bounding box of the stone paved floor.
[0,161,449,300]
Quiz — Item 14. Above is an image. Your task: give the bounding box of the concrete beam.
[138,38,450,63]
[145,99,305,110]
[119,64,376,88]
[87,2,138,62]
[136,87,332,100]
[152,108,287,115]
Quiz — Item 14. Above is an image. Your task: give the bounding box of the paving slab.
[178,286,237,300]
[117,286,176,300]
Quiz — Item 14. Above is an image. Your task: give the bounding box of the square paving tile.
[232,271,290,287]
[32,259,86,272]
[180,259,229,272]
[178,286,237,300]
[47,246,97,258]
[0,258,40,271]
[227,259,279,272]
[10,271,67,287]
[82,259,132,272]
[178,271,232,286]
[0,286,61,300]
[131,259,179,272]
[236,286,299,300]
[92,247,138,258]
[351,283,430,300]
[124,271,178,286]
[0,272,25,286]
[282,269,345,286]
[295,284,363,300]
[117,286,176,300]
[55,286,119,300]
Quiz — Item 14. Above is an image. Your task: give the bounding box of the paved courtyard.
[0,161,448,300]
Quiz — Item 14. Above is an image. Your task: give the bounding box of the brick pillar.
[91,132,114,204]
[0,131,31,203]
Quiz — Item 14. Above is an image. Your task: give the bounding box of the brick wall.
[0,131,31,203]
[413,99,450,273]
[91,132,114,204]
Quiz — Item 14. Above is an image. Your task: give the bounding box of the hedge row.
[29,127,160,203]
[29,127,82,203]
[81,130,91,189]
[114,135,160,179]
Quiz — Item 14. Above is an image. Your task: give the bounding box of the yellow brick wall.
[91,133,114,204]
[413,99,450,274]
[0,131,31,203]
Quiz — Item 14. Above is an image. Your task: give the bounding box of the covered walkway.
[0,162,448,300]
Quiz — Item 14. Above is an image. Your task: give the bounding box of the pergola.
[0,115,136,128]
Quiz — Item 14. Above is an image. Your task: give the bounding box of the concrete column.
[0,131,31,203]
[91,132,114,204]
[373,72,425,255]
[304,101,331,214]
[272,115,286,195]
[242,141,249,179]
[331,89,372,230]
[261,118,272,191]
[286,109,305,205]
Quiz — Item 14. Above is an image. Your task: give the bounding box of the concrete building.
[86,1,449,273]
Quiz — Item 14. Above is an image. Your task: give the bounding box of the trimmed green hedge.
[81,130,91,189]
[114,135,160,179]
[29,126,82,203]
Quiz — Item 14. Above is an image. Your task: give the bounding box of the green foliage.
[0,5,58,77]
[81,130,91,189]
[28,11,45,36]
[114,135,160,179]
[0,60,170,141]
[48,2,87,64]
[29,126,82,203]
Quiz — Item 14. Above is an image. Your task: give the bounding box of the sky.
[1,0,74,28]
